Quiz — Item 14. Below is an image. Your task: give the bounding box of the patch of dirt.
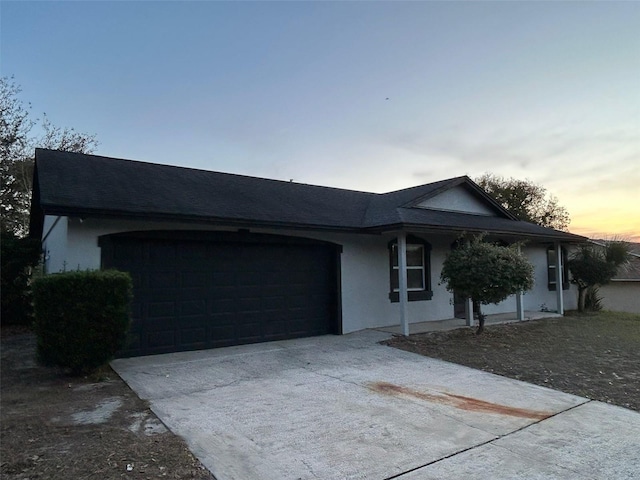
[383,312,640,412]
[1,332,216,479]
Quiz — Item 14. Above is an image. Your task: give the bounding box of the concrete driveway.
[111,330,640,479]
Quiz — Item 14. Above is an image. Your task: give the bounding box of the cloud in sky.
[2,1,638,238]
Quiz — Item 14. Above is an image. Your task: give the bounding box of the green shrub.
[1,232,42,326]
[32,270,133,375]
[584,285,603,312]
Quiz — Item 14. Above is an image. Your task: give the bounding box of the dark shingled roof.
[591,241,640,281]
[31,149,586,242]
[614,255,640,281]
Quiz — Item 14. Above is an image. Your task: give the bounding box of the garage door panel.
[235,269,266,286]
[178,243,209,261]
[263,316,286,331]
[181,271,209,288]
[147,271,178,289]
[148,243,177,264]
[113,241,144,264]
[261,283,290,295]
[209,333,235,348]
[144,316,177,332]
[147,301,176,319]
[210,312,235,325]
[237,320,262,341]
[235,284,267,298]
[288,293,311,308]
[179,287,207,301]
[234,297,262,313]
[104,234,338,357]
[212,271,236,287]
[262,296,287,310]
[178,328,207,347]
[180,299,207,316]
[209,251,238,271]
[147,329,175,349]
[237,310,263,325]
[177,313,208,328]
[289,318,319,335]
[210,297,236,315]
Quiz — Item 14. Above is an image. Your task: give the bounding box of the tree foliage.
[440,235,534,334]
[568,241,630,312]
[475,173,570,231]
[1,76,98,237]
[1,231,42,326]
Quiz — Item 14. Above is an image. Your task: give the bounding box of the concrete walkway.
[377,311,562,334]
[112,330,640,480]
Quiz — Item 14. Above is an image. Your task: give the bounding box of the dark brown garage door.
[100,231,340,357]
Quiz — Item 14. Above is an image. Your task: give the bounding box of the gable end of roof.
[399,176,518,220]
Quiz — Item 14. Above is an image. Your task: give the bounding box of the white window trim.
[392,245,425,292]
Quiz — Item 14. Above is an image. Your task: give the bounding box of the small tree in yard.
[568,241,630,312]
[440,236,534,334]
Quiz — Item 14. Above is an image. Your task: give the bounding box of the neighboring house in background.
[596,242,640,314]
[29,149,586,357]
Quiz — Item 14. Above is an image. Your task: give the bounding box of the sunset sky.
[2,1,638,240]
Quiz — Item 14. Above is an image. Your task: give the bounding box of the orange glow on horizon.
[570,227,640,243]
[568,213,639,242]
[562,189,639,242]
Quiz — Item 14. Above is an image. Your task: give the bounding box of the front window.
[389,236,432,302]
[547,246,569,291]
[391,244,425,291]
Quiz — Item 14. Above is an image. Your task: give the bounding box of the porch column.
[516,245,524,322]
[516,244,525,321]
[516,292,525,321]
[398,232,410,336]
[465,297,473,326]
[554,241,564,315]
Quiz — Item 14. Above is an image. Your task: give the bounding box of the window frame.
[547,246,570,291]
[388,235,433,302]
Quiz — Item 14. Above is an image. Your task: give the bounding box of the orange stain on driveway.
[369,381,551,420]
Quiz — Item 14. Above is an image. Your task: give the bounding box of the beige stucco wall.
[599,282,640,314]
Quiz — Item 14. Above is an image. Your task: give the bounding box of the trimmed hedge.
[1,232,42,326]
[33,270,133,375]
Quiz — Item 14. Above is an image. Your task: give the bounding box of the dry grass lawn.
[385,311,640,412]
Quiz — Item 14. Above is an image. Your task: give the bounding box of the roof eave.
[362,222,588,243]
[38,205,366,235]
[40,204,588,242]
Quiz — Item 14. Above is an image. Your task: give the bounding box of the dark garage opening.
[100,231,341,357]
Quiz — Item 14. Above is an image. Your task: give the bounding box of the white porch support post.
[555,241,564,315]
[398,232,410,336]
[465,298,473,326]
[516,244,525,321]
[516,292,525,321]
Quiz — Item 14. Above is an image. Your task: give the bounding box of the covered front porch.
[390,230,569,336]
[377,311,564,335]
